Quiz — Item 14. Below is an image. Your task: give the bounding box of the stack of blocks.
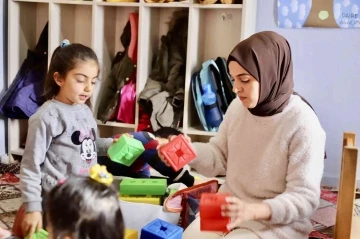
[199,193,230,232]
[119,178,167,205]
[159,134,196,172]
[140,218,183,239]
[107,134,145,166]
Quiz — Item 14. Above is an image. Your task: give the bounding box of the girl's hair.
[44,43,99,108]
[46,177,124,239]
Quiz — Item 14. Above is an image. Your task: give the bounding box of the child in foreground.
[45,165,124,239]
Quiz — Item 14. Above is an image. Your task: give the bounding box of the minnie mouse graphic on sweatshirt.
[20,99,113,213]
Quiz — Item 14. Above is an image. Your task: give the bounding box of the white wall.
[256,0,360,187]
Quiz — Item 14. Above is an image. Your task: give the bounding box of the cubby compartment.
[137,6,189,131]
[92,5,139,126]
[50,3,93,51]
[138,6,190,90]
[97,125,136,139]
[185,7,242,135]
[8,1,49,79]
[7,1,49,159]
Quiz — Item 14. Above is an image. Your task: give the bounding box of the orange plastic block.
[199,193,230,232]
[159,134,196,172]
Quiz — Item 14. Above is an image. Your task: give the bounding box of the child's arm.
[20,117,52,212]
[95,137,113,156]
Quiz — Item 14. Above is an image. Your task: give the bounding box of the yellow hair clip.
[89,164,114,186]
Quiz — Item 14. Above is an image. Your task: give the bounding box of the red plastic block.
[199,193,230,232]
[159,134,196,172]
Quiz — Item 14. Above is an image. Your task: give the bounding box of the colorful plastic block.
[120,195,161,205]
[119,178,167,196]
[140,218,183,239]
[159,134,196,171]
[125,229,138,239]
[25,229,48,239]
[199,193,230,232]
[107,134,145,166]
[168,188,177,196]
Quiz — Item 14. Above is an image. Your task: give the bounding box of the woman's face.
[228,61,260,109]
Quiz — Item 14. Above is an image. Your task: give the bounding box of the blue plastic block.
[140,219,183,239]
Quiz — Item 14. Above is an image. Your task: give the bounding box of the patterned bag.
[164,180,219,229]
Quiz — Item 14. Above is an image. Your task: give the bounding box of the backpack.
[191,57,235,132]
[0,22,48,119]
[116,12,138,124]
[164,180,219,229]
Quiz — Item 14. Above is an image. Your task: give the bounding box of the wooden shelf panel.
[96,120,136,129]
[97,1,140,6]
[53,0,93,5]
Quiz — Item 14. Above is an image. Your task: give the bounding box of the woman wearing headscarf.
[160,31,326,238]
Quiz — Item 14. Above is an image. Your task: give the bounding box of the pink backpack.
[116,12,138,124]
[117,76,136,123]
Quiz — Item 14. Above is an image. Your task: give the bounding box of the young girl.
[18,40,114,238]
[159,31,326,239]
[46,169,124,239]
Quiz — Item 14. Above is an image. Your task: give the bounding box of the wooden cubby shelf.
[7,0,257,160]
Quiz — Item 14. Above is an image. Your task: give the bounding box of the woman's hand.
[221,197,272,230]
[22,212,43,239]
[156,135,192,167]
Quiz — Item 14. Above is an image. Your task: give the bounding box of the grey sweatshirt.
[20,99,113,212]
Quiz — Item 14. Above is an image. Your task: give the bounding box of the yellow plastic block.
[124,229,138,239]
[119,195,161,205]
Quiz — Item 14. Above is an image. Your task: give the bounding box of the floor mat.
[0,179,20,229]
[309,188,360,239]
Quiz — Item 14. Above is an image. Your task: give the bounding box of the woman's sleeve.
[189,99,240,177]
[263,122,326,224]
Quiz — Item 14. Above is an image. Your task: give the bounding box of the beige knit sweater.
[190,95,326,239]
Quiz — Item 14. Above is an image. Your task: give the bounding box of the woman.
[160,31,326,239]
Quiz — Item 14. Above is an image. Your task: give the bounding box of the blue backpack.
[191,57,235,132]
[0,22,48,119]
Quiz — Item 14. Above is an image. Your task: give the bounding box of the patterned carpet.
[0,163,21,231]
[309,188,360,238]
[0,162,359,238]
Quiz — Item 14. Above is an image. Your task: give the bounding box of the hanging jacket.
[0,22,48,119]
[97,13,139,123]
[138,10,188,131]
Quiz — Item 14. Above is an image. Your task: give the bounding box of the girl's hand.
[156,135,192,167]
[22,212,43,239]
[107,133,133,158]
[221,197,272,230]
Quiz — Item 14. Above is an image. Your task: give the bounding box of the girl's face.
[228,61,260,109]
[54,60,99,105]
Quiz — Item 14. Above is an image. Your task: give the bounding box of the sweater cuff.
[263,199,284,224]
[24,201,43,213]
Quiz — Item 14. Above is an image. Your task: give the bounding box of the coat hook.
[221,12,227,21]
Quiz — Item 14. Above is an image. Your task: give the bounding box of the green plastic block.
[168,188,178,196]
[25,229,48,239]
[107,134,145,166]
[120,178,167,196]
